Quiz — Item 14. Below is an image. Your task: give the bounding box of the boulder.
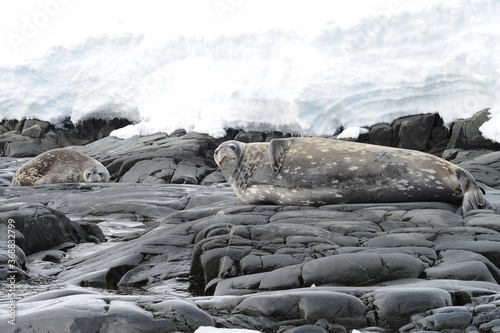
[0,203,104,255]
[447,109,500,150]
[373,287,452,328]
[302,252,425,287]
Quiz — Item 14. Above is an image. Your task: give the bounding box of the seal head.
[214,141,243,174]
[84,164,109,183]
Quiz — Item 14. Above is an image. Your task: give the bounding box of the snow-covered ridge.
[0,1,499,141]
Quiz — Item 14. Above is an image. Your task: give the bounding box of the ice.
[0,0,499,141]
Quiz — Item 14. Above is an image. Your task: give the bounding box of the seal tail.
[457,169,496,216]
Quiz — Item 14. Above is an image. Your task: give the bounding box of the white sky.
[0,0,438,66]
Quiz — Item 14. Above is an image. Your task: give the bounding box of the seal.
[214,138,495,215]
[12,148,110,186]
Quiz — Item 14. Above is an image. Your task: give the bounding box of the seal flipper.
[269,139,292,173]
[457,169,496,215]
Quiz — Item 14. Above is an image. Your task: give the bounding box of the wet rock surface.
[2,112,500,332]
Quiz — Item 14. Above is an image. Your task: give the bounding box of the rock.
[0,289,175,333]
[413,307,473,331]
[435,240,500,267]
[149,299,215,332]
[0,203,104,255]
[284,325,330,333]
[456,152,500,189]
[4,139,62,158]
[296,291,366,328]
[233,290,366,329]
[425,261,496,283]
[233,293,300,321]
[363,233,434,248]
[302,252,425,287]
[234,131,266,143]
[367,123,393,147]
[447,109,500,150]
[259,264,303,290]
[0,118,131,158]
[393,113,436,150]
[373,288,452,329]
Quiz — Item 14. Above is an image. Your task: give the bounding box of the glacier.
[0,0,499,141]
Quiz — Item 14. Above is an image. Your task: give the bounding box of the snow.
[337,127,369,140]
[0,0,499,142]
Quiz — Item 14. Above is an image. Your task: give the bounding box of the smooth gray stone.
[414,311,473,331]
[232,290,366,329]
[373,287,452,329]
[465,213,500,232]
[251,223,333,241]
[296,291,366,328]
[259,264,303,290]
[435,240,500,267]
[425,261,496,283]
[363,233,434,248]
[232,293,300,320]
[0,203,102,255]
[149,299,215,332]
[302,252,425,286]
[284,325,329,333]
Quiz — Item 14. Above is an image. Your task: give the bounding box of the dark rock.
[302,252,425,287]
[0,203,103,255]
[447,109,500,150]
[373,288,452,329]
[435,240,500,267]
[425,261,496,283]
[233,293,300,321]
[233,290,366,329]
[363,233,434,248]
[235,131,266,143]
[414,308,473,331]
[149,299,215,332]
[284,325,330,333]
[393,113,435,150]
[296,291,366,327]
[367,123,393,147]
[456,152,500,189]
[259,264,302,290]
[4,139,62,158]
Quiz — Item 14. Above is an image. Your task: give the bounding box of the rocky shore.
[1,110,500,332]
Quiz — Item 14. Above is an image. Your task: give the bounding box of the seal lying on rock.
[12,148,110,186]
[214,138,495,215]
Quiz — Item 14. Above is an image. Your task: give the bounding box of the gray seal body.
[12,148,110,186]
[214,138,495,215]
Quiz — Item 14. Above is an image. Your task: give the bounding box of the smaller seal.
[12,148,110,186]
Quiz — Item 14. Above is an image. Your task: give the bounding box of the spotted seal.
[214,138,495,215]
[12,148,110,186]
